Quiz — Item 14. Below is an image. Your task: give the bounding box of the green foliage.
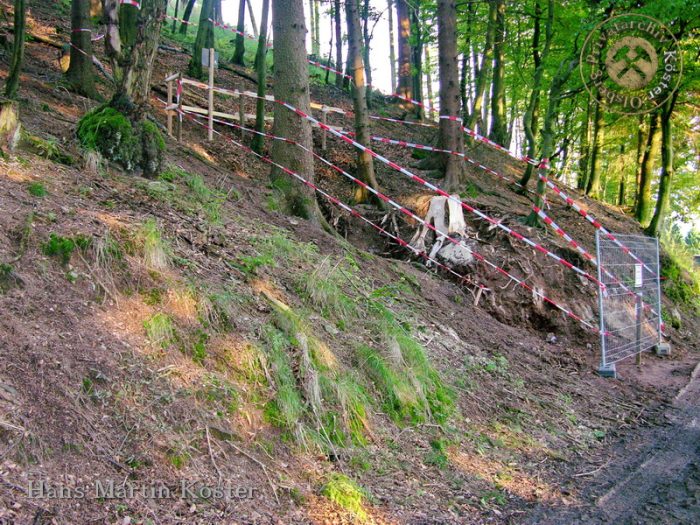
[424,438,450,469]
[41,233,90,266]
[27,182,47,198]
[143,313,176,348]
[660,226,700,310]
[23,133,74,165]
[137,219,170,270]
[321,473,370,522]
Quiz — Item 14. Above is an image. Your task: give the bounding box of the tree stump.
[0,101,21,154]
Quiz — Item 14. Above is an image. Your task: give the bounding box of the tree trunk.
[361,0,372,88]
[4,0,26,100]
[387,0,397,93]
[314,0,321,57]
[251,0,270,154]
[635,111,662,226]
[308,0,316,55]
[246,0,259,38]
[585,94,605,197]
[519,0,552,189]
[188,0,214,78]
[334,0,343,88]
[465,0,495,135]
[632,113,646,209]
[617,145,626,206]
[646,94,677,236]
[105,0,166,108]
[67,0,98,99]
[345,0,382,205]
[424,44,435,120]
[396,0,415,113]
[489,0,507,145]
[525,55,578,227]
[232,0,247,65]
[270,0,321,223]
[576,94,592,190]
[437,0,465,191]
[172,0,180,32]
[179,0,196,34]
[409,4,423,119]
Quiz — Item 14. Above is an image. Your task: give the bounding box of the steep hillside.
[0,3,698,524]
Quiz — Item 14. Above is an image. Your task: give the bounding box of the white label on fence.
[634,263,643,287]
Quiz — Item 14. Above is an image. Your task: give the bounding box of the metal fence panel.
[596,231,662,370]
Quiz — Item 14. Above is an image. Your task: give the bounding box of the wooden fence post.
[208,48,215,141]
[321,108,327,151]
[166,75,173,137]
[176,73,183,143]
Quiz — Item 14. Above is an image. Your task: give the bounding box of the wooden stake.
[321,108,327,151]
[208,48,215,141]
[176,73,183,143]
[166,76,173,137]
[238,92,245,136]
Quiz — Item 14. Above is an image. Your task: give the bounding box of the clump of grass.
[424,438,450,469]
[321,473,370,522]
[301,260,356,320]
[42,233,91,266]
[27,182,47,198]
[143,312,175,348]
[137,219,170,270]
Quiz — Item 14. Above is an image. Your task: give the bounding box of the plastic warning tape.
[120,0,141,8]
[368,115,438,128]
[170,100,601,334]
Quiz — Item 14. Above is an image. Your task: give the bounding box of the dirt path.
[526,362,700,524]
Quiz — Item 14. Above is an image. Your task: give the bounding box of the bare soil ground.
[0,2,698,524]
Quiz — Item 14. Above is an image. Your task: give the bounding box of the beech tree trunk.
[179,0,196,34]
[409,5,423,119]
[525,55,578,227]
[466,0,495,135]
[345,0,382,205]
[635,111,662,226]
[232,0,247,65]
[247,0,259,37]
[361,0,372,88]
[105,0,166,108]
[67,0,98,99]
[646,93,677,236]
[270,0,321,223]
[519,0,552,189]
[4,0,25,100]
[489,0,507,145]
[314,0,321,57]
[251,0,270,154]
[188,0,214,78]
[585,93,605,198]
[396,0,415,113]
[424,44,434,119]
[437,0,465,191]
[576,94,592,190]
[333,0,343,88]
[387,0,397,93]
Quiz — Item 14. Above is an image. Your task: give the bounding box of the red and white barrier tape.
[167,99,601,335]
[120,0,141,8]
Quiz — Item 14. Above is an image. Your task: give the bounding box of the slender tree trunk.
[247,0,258,38]
[396,0,415,113]
[635,111,662,226]
[617,145,626,206]
[213,0,223,24]
[270,0,321,223]
[172,0,180,32]
[489,0,507,145]
[466,0,495,135]
[409,4,424,119]
[345,0,382,205]
[4,0,26,100]
[632,113,646,209]
[325,13,334,84]
[646,94,677,236]
[519,0,552,189]
[387,0,397,93]
[252,0,270,154]
[585,94,605,197]
[437,0,465,191]
[232,0,247,65]
[188,0,214,78]
[424,45,435,120]
[361,0,372,88]
[67,0,98,99]
[314,0,321,57]
[577,94,592,190]
[334,0,344,88]
[308,0,316,56]
[525,55,578,226]
[179,0,196,34]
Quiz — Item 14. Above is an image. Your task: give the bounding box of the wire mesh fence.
[596,232,662,370]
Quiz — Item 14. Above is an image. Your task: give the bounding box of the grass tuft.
[137,219,170,270]
[143,312,175,348]
[321,473,370,522]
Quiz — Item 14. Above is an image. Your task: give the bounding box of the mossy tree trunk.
[334,0,344,88]
[232,0,247,65]
[519,0,553,189]
[179,0,196,34]
[635,110,662,226]
[67,0,98,99]
[189,0,215,78]
[646,93,678,236]
[0,0,26,153]
[270,0,322,224]
[251,0,270,154]
[346,0,382,206]
[525,55,578,227]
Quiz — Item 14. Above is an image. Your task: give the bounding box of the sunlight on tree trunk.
[635,111,662,227]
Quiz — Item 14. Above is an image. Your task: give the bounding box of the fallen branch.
[228,442,280,505]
